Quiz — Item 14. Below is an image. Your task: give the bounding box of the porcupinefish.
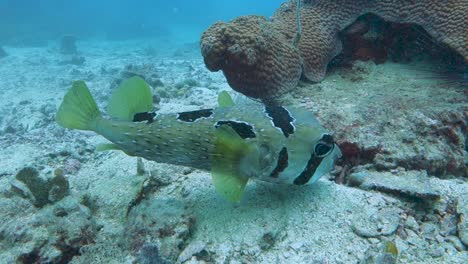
[56,76,341,202]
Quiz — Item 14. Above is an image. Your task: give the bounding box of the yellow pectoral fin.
[211,125,252,202]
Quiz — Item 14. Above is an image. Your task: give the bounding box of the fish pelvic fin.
[217,90,235,107]
[212,125,256,202]
[96,143,121,152]
[107,76,153,121]
[56,80,101,131]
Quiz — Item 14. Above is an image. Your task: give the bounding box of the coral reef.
[201,16,302,101]
[338,14,466,70]
[0,38,465,263]
[310,61,467,178]
[201,0,467,102]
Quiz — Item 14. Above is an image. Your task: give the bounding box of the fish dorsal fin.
[107,76,153,121]
[212,125,251,202]
[217,91,235,107]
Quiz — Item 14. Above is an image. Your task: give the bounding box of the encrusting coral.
[201,0,467,103]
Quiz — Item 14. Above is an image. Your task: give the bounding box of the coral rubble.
[201,0,467,102]
[0,196,98,263]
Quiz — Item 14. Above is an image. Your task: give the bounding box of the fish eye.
[314,134,335,158]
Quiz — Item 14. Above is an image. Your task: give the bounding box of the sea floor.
[0,38,466,264]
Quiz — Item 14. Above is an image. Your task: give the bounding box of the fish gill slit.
[270,147,289,178]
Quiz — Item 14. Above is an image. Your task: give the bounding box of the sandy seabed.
[0,38,466,263]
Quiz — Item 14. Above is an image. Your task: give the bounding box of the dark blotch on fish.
[133,112,156,123]
[264,105,295,137]
[177,109,213,122]
[215,121,256,139]
[270,147,289,178]
[293,155,323,185]
[315,134,335,157]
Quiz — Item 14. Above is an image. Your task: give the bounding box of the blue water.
[0,0,285,44]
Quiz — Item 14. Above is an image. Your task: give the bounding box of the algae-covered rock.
[125,198,196,262]
[0,197,98,263]
[0,46,7,58]
[352,208,401,238]
[112,64,164,89]
[174,78,199,89]
[362,241,398,264]
[348,170,440,200]
[177,241,207,263]
[457,198,468,246]
[10,167,69,207]
[60,35,77,54]
[137,243,170,264]
[48,169,70,203]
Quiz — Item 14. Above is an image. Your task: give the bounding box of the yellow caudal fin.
[107,76,153,121]
[56,81,101,131]
[211,125,254,202]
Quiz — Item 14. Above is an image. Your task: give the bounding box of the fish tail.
[56,80,101,131]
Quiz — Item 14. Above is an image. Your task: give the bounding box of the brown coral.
[201,16,302,101]
[200,0,467,102]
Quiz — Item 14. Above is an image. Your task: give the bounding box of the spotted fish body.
[95,113,216,171]
[56,77,341,201]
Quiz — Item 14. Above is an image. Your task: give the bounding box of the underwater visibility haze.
[0,0,466,263]
[0,0,285,43]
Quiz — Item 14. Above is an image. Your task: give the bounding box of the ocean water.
[0,0,284,44]
[0,1,466,263]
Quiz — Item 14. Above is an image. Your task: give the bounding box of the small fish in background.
[56,77,341,202]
